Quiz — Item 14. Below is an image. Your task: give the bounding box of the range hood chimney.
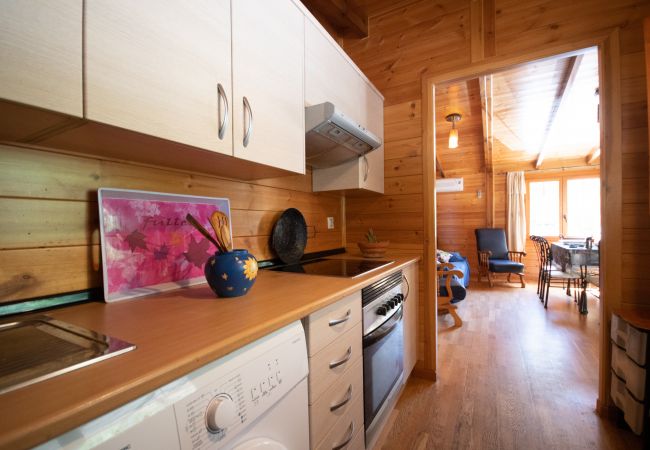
[305,102,382,168]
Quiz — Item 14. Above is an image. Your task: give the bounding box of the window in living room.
[527,174,601,240]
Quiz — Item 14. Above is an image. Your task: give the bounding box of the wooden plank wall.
[341,0,650,373]
[0,144,343,303]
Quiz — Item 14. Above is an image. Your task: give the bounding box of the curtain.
[507,171,526,252]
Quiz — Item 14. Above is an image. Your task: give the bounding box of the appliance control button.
[386,301,395,309]
[396,293,404,301]
[250,386,259,401]
[205,394,238,434]
[394,295,402,304]
[377,306,387,316]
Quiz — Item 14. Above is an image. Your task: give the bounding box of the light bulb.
[448,128,458,149]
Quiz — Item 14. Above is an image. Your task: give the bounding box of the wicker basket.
[357,241,390,258]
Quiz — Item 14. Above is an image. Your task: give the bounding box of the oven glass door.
[363,306,404,429]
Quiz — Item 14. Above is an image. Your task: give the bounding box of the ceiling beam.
[301,0,368,38]
[535,54,583,169]
[479,75,495,226]
[587,146,601,164]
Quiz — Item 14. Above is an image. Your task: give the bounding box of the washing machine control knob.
[205,394,238,434]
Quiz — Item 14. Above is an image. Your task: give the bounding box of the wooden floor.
[377,283,642,450]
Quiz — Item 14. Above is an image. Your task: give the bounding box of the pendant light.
[446,113,462,149]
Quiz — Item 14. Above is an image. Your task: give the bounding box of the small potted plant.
[357,228,389,258]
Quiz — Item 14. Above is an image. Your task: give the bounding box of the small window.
[529,180,560,236]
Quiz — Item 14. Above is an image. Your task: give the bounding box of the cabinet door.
[0,0,82,116]
[403,263,419,380]
[359,86,385,193]
[85,0,232,154]
[231,0,305,174]
[305,19,363,121]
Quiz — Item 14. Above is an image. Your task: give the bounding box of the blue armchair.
[475,228,526,288]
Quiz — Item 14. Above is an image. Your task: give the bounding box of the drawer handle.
[329,346,352,369]
[332,421,355,450]
[329,309,351,327]
[330,384,353,412]
[403,274,410,302]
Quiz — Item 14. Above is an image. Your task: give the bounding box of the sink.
[0,315,135,394]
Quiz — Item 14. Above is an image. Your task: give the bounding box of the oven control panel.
[173,325,307,450]
[362,283,403,336]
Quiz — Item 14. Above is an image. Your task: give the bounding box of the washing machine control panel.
[174,328,308,449]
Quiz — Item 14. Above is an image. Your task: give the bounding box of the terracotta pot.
[204,249,258,297]
[357,241,390,258]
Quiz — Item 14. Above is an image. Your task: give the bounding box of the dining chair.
[475,228,526,288]
[538,237,580,308]
[529,235,545,296]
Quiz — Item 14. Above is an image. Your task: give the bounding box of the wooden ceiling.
[301,0,420,37]
[490,48,600,170]
[436,48,600,175]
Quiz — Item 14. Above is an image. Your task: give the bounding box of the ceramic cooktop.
[269,258,393,278]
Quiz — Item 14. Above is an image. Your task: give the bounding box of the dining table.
[551,240,599,314]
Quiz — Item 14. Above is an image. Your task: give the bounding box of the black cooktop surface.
[269,258,393,278]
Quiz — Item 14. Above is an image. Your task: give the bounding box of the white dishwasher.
[36,321,309,450]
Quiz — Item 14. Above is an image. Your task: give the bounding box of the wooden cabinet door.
[0,0,82,116]
[403,262,419,380]
[85,0,232,155]
[231,0,305,174]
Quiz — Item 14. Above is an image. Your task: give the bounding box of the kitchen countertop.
[0,256,418,450]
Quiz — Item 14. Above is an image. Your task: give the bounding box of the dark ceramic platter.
[271,208,307,264]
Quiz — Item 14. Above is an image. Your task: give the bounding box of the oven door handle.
[363,306,403,348]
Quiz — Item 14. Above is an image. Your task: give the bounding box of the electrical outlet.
[327,217,335,229]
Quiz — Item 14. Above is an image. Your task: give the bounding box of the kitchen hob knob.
[205,394,238,434]
[394,295,402,304]
[377,306,388,315]
[396,293,404,301]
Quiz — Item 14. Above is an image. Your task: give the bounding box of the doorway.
[423,39,618,413]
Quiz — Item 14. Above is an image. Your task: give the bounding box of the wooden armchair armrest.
[437,262,455,270]
[508,251,526,262]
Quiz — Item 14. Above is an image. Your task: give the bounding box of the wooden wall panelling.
[341,0,650,404]
[0,144,343,303]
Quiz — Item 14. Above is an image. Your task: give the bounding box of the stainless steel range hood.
[305,102,382,168]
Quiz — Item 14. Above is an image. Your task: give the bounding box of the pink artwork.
[98,189,231,302]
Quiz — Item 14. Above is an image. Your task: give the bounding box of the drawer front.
[611,313,648,366]
[305,291,361,356]
[611,370,644,435]
[309,322,362,401]
[612,344,646,400]
[314,395,364,450]
[310,357,363,445]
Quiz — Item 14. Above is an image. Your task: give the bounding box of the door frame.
[421,31,621,412]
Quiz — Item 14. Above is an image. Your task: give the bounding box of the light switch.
[327,217,335,229]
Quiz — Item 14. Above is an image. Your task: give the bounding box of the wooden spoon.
[186,213,225,253]
[210,211,232,252]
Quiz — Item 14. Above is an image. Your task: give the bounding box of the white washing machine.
[37,321,309,450]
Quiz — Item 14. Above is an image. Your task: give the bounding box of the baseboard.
[596,398,621,421]
[412,367,437,381]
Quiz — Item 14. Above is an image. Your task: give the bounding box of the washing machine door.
[232,437,288,450]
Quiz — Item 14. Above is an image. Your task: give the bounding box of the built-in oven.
[362,270,405,446]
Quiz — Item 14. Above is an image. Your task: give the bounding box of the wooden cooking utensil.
[186,213,225,253]
[210,211,232,252]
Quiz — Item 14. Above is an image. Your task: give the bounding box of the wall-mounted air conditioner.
[436,178,463,193]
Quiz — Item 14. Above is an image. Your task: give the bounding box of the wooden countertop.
[0,256,418,450]
[612,305,650,331]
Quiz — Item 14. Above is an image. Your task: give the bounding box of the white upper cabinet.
[305,17,384,194]
[85,0,232,155]
[231,0,305,174]
[0,0,82,116]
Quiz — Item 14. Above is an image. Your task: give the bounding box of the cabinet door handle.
[243,96,253,147]
[217,83,229,140]
[329,346,352,369]
[362,154,369,182]
[329,309,351,327]
[332,421,355,450]
[330,384,353,412]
